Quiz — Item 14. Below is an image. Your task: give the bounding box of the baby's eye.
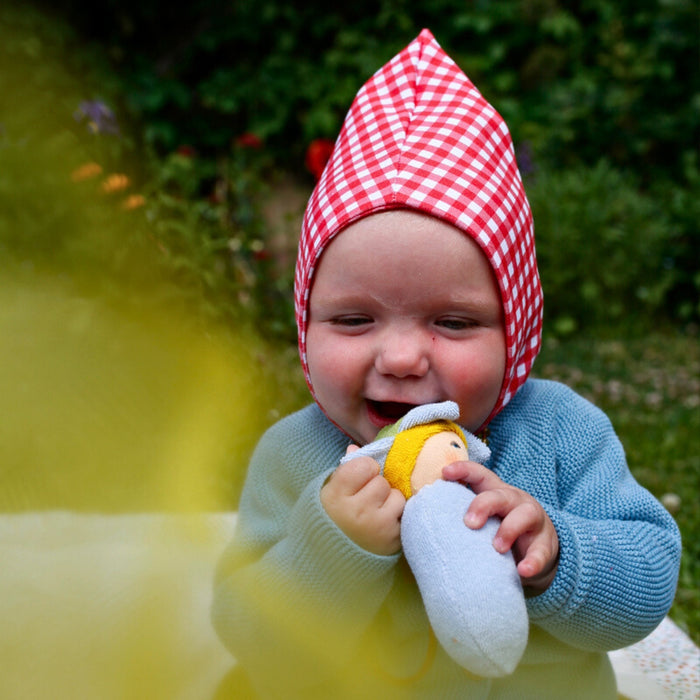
[450,441,461,448]
[330,315,372,327]
[436,317,476,331]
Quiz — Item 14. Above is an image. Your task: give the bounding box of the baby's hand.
[321,446,406,556]
[442,461,560,594]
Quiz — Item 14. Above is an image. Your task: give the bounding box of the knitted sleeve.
[211,405,400,696]
[494,380,681,651]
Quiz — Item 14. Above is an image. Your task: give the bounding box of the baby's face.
[306,210,505,444]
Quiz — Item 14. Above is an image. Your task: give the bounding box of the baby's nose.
[375,332,430,378]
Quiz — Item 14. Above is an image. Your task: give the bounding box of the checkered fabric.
[295,28,543,426]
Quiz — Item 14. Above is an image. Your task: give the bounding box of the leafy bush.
[652,154,700,323]
[527,161,676,335]
[19,0,697,327]
[142,139,297,339]
[27,0,698,175]
[5,0,699,334]
[0,3,294,338]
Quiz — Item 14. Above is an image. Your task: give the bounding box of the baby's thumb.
[345,444,360,456]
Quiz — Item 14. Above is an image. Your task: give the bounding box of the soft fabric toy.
[341,402,528,677]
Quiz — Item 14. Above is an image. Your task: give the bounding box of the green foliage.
[653,153,700,323]
[143,141,297,340]
[17,0,698,328]
[527,161,676,335]
[27,0,698,173]
[0,2,294,339]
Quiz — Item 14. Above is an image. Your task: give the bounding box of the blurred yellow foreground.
[0,8,274,689]
[0,276,272,698]
[0,278,265,513]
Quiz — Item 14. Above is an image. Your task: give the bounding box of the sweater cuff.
[525,504,592,623]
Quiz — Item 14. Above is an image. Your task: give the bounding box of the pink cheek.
[431,347,471,383]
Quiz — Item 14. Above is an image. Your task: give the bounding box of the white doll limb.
[400,479,528,677]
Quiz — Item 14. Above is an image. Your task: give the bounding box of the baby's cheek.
[434,328,504,387]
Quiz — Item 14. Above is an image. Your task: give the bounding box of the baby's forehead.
[319,208,482,258]
[309,208,501,315]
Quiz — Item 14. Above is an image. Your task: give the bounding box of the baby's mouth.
[367,400,418,427]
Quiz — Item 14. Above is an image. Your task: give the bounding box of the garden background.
[1,0,698,648]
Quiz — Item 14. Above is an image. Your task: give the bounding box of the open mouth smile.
[366,400,421,428]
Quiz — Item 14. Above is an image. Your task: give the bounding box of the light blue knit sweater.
[212,379,681,699]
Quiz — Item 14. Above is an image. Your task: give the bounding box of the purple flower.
[515,141,536,180]
[74,100,120,136]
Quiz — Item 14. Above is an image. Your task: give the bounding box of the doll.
[341,402,528,677]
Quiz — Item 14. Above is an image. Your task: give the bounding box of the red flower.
[253,249,272,262]
[176,145,197,158]
[305,138,335,180]
[235,132,263,149]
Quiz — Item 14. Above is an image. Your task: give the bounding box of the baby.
[213,29,681,699]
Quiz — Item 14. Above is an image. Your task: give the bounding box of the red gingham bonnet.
[295,29,543,426]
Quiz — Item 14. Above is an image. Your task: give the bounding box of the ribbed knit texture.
[212,379,681,699]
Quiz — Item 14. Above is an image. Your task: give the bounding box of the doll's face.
[306,210,506,444]
[410,431,469,494]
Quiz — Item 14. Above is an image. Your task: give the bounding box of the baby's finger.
[442,460,504,493]
[463,486,517,529]
[492,501,544,553]
[331,456,380,494]
[517,543,550,579]
[517,537,560,592]
[361,473,394,506]
[381,487,407,518]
